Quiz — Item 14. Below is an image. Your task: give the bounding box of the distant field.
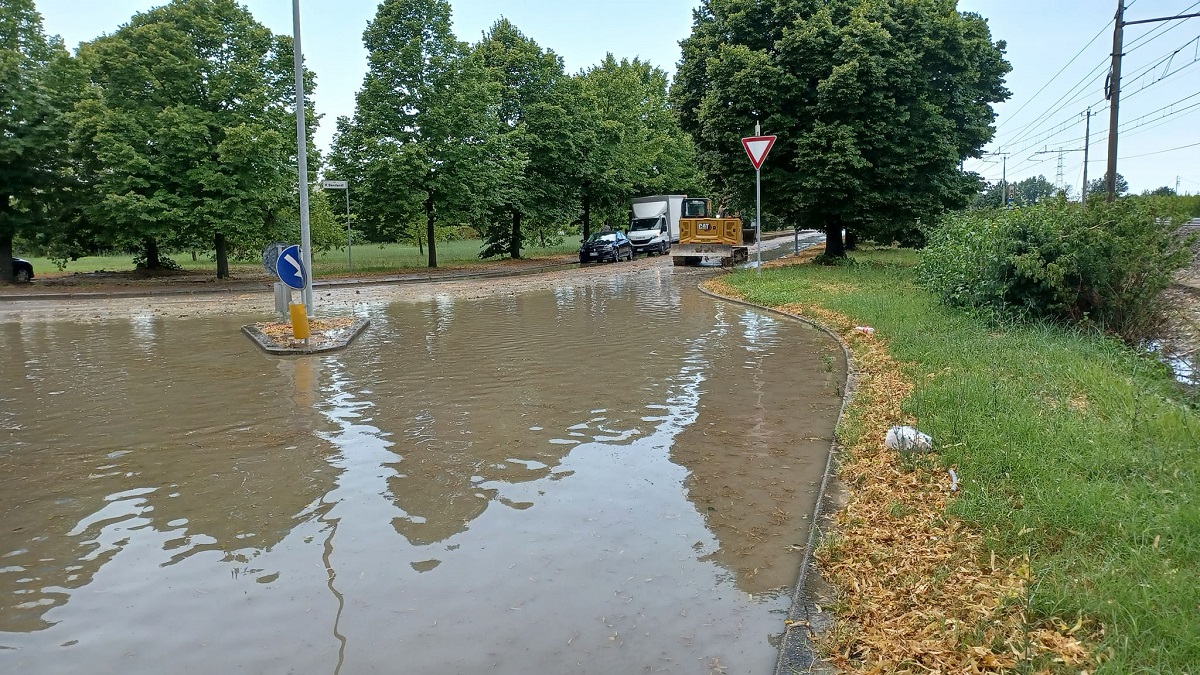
[20,239,580,278]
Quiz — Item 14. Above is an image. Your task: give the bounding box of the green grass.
[18,239,579,278]
[724,248,1200,673]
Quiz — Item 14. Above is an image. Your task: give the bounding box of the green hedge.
[919,197,1194,343]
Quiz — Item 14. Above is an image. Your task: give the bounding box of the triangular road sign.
[741,135,777,171]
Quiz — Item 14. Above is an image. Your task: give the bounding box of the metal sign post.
[741,124,777,275]
[322,180,351,271]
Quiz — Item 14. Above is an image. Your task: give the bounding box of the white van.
[627,195,684,256]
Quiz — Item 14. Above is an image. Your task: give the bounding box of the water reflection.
[0,316,336,637]
[1,276,844,673]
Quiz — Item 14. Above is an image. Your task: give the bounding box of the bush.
[919,197,1195,343]
[1177,193,1200,218]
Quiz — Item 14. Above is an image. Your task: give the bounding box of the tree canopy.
[1087,173,1129,198]
[329,4,701,264]
[570,55,703,240]
[5,0,704,274]
[474,19,573,258]
[328,0,513,268]
[673,0,1010,256]
[0,0,76,281]
[69,0,317,274]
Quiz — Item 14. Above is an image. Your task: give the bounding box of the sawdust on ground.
[702,247,1096,674]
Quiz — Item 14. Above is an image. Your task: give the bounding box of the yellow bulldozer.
[669,197,756,267]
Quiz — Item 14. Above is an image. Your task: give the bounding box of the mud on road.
[0,254,706,322]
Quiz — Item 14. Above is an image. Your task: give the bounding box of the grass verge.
[20,240,578,278]
[707,247,1199,673]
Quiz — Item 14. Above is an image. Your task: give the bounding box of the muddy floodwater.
[0,268,845,674]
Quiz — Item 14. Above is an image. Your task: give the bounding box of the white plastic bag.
[885,425,933,452]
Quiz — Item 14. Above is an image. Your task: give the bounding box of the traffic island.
[242,316,370,355]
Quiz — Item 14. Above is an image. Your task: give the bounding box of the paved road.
[1,231,826,302]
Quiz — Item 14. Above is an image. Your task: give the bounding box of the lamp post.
[291,0,313,313]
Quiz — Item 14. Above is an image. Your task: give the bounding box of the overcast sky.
[33,0,1200,195]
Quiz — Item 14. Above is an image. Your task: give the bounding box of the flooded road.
[0,267,845,674]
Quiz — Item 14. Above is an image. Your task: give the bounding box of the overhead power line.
[992,2,1200,161]
[993,18,1114,134]
[1121,139,1200,158]
[1105,0,1200,201]
[996,59,1109,149]
[1124,1,1200,51]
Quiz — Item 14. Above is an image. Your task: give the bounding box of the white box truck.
[627,195,685,256]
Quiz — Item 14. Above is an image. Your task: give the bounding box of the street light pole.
[292,0,313,313]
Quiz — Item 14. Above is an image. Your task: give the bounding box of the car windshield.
[629,218,660,231]
[587,232,618,242]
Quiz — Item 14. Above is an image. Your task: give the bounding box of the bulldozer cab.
[681,198,711,218]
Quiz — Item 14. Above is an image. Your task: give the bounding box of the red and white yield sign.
[741,135,777,170]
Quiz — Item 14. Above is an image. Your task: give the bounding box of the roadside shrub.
[919,197,1194,343]
[1176,193,1200,218]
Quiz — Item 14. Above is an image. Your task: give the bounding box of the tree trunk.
[509,208,522,259]
[845,228,858,251]
[0,191,13,282]
[582,191,591,241]
[425,195,437,268]
[0,229,13,284]
[143,238,161,269]
[824,217,846,259]
[215,232,229,279]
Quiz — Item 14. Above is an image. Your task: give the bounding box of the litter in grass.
[885,425,933,452]
[948,467,959,492]
[853,325,876,336]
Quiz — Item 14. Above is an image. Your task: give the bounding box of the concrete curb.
[696,283,858,675]
[242,317,371,355]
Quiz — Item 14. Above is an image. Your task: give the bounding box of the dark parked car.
[579,231,633,263]
[11,258,33,283]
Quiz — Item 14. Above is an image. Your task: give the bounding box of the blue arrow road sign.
[275,244,307,290]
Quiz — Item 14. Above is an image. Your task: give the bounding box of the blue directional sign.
[275,244,307,290]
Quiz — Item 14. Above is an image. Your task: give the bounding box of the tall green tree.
[474,19,573,259]
[1087,172,1129,198]
[70,0,316,276]
[674,0,1010,256]
[0,0,77,282]
[569,55,702,239]
[1013,175,1061,205]
[1142,186,1176,197]
[328,0,512,268]
[970,179,1004,210]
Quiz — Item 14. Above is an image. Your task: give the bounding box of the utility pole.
[1105,3,1200,202]
[1082,107,1093,204]
[1106,0,1124,203]
[995,151,1011,205]
[980,149,1011,205]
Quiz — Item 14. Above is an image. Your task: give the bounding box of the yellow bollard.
[289,303,311,340]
